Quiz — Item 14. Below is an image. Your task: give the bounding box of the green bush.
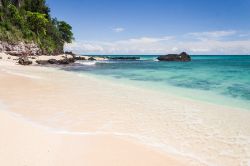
[26,11,48,36]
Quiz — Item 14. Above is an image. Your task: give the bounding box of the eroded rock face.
[0,41,41,56]
[157,52,191,62]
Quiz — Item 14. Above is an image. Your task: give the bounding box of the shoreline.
[0,60,201,166]
[0,56,250,166]
[85,71,250,111]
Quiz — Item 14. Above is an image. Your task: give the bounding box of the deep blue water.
[64,55,250,109]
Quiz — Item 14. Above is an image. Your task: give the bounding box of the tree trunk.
[12,0,21,7]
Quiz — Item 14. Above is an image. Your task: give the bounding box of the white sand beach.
[0,109,189,166]
[0,56,250,166]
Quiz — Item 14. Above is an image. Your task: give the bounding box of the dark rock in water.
[58,59,70,64]
[179,52,191,61]
[18,56,32,65]
[74,56,86,60]
[108,57,140,60]
[58,58,75,64]
[157,52,191,62]
[67,57,76,63]
[88,57,96,61]
[36,60,49,65]
[48,59,58,64]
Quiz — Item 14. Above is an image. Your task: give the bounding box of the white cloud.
[66,36,174,54]
[112,27,125,33]
[116,36,174,44]
[187,30,237,41]
[65,30,250,55]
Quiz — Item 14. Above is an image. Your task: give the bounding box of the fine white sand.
[0,109,189,166]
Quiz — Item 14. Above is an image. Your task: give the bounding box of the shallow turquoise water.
[64,55,250,109]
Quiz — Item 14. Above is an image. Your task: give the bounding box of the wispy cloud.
[112,27,125,33]
[187,30,237,41]
[116,36,174,44]
[65,30,250,55]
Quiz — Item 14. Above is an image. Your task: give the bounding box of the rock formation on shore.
[18,56,32,65]
[157,52,191,62]
[36,56,75,65]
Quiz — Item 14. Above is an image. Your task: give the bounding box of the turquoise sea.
[64,55,250,110]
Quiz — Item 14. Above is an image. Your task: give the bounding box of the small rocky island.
[157,52,191,62]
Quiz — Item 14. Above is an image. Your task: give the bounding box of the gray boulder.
[74,56,86,60]
[58,57,75,64]
[36,60,49,65]
[18,56,32,65]
[88,57,96,61]
[48,59,58,64]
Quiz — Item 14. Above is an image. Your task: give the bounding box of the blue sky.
[47,0,250,54]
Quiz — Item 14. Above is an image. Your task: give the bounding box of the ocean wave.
[77,61,97,66]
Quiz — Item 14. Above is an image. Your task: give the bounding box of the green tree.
[57,21,74,43]
[1,0,11,8]
[22,0,50,17]
[7,4,24,28]
[26,11,48,36]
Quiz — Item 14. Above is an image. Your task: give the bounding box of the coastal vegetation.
[0,0,73,54]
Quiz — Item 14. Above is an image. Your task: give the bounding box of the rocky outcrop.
[0,41,41,56]
[36,60,49,65]
[48,59,58,64]
[57,58,75,64]
[65,51,75,56]
[88,57,96,61]
[18,56,32,65]
[74,56,86,60]
[36,57,75,65]
[157,52,191,62]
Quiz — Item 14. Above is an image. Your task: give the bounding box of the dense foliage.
[0,0,74,54]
